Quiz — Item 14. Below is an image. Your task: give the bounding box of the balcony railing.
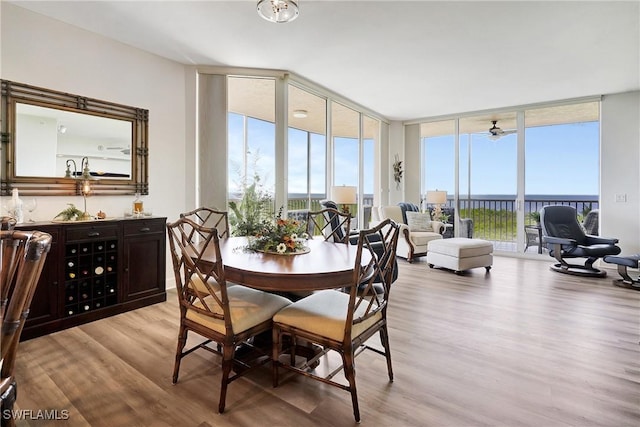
[230,193,598,252]
[455,195,599,251]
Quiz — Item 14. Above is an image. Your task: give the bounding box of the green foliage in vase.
[228,150,275,237]
[53,203,83,221]
[247,207,308,254]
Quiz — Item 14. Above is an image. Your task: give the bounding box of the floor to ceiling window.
[524,101,600,219]
[460,113,518,250]
[227,76,276,225]
[221,72,383,236]
[287,84,326,211]
[331,102,360,225]
[419,100,600,254]
[421,119,456,211]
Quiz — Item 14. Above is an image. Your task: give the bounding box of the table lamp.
[332,185,357,214]
[426,190,447,221]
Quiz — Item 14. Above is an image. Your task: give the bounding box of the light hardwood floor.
[13,256,640,426]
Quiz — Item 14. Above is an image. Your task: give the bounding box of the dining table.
[195,235,372,367]
[209,236,371,292]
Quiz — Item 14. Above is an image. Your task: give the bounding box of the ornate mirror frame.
[1,80,149,196]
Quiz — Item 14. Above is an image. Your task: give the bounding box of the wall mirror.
[1,80,148,196]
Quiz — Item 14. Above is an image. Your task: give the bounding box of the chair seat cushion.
[428,238,493,258]
[187,285,291,335]
[573,244,622,258]
[273,289,381,342]
[410,231,442,246]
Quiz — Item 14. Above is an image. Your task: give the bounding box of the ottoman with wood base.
[427,238,493,275]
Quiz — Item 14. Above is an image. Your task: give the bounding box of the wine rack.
[64,239,118,317]
[17,217,166,341]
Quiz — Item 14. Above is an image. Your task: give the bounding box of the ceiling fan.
[487,120,517,140]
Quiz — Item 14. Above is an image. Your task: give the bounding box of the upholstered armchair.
[371,204,443,262]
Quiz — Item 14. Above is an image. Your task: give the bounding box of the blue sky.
[229,113,599,198]
[425,121,599,196]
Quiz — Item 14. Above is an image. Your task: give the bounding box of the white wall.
[1,3,189,223]
[601,90,640,254]
[1,3,192,287]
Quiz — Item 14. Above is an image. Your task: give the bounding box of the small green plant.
[228,150,275,237]
[228,176,274,236]
[54,203,83,221]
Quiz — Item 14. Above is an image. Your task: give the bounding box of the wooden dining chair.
[180,207,230,239]
[166,216,291,413]
[306,207,351,244]
[1,224,52,427]
[272,218,400,422]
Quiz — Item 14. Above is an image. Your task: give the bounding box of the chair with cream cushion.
[272,218,400,422]
[371,205,443,262]
[167,217,291,414]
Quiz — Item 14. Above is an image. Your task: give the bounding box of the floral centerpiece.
[247,208,310,255]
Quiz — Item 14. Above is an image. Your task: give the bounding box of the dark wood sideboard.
[16,217,167,340]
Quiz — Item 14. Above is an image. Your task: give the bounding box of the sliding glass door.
[420,101,600,254]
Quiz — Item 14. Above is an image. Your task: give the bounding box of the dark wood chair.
[166,217,291,413]
[1,219,52,427]
[306,207,351,244]
[180,207,230,239]
[272,218,400,422]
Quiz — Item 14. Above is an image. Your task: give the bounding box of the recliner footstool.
[603,254,640,291]
[427,238,493,275]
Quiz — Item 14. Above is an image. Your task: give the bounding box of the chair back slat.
[1,228,52,379]
[346,219,400,337]
[307,208,351,244]
[180,207,230,240]
[167,217,231,332]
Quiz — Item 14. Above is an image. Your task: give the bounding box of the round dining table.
[212,236,369,292]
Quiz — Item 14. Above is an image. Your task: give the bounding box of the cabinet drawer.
[66,224,119,242]
[123,219,165,236]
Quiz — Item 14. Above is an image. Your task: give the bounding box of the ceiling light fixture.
[293,109,307,118]
[257,0,299,23]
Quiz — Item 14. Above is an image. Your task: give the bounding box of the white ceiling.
[10,0,640,122]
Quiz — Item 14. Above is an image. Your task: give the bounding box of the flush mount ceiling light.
[293,109,308,118]
[257,0,299,23]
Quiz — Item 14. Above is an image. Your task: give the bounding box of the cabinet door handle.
[87,232,100,237]
[139,227,150,232]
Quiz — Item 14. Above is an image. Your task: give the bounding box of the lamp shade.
[257,0,299,23]
[332,185,357,205]
[426,190,447,205]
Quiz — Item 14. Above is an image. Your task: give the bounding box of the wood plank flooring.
[12,256,640,426]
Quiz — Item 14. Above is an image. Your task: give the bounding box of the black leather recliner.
[540,205,621,277]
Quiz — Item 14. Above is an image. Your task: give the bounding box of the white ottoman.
[427,238,493,274]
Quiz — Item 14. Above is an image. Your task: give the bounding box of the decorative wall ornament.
[393,154,403,189]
